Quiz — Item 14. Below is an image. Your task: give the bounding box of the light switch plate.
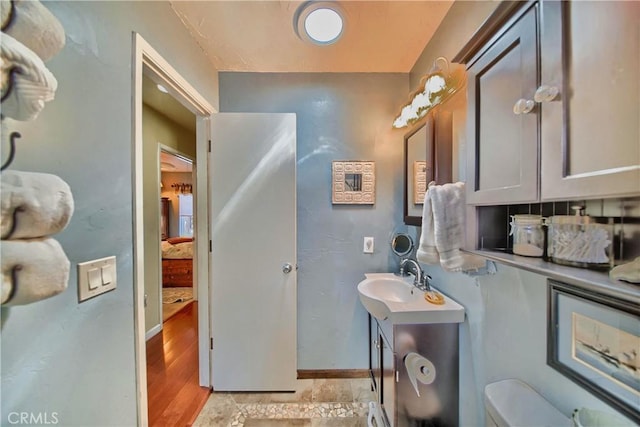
[78,256,117,302]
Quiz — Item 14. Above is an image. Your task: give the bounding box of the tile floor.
[193,378,375,426]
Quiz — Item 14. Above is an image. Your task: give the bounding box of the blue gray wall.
[219,73,410,369]
[0,2,218,425]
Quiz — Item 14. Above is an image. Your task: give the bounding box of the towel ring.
[0,66,20,103]
[1,0,17,32]
[1,131,21,172]
[1,265,22,305]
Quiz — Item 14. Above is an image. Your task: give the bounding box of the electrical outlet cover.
[364,237,374,253]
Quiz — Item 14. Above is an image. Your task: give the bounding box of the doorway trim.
[132,33,215,426]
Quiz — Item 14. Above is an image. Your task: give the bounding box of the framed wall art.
[547,280,640,424]
[332,161,375,205]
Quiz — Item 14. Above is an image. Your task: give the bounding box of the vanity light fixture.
[393,57,466,129]
[295,1,345,45]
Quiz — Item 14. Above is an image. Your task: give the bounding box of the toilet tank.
[484,379,571,427]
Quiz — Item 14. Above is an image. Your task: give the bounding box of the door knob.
[513,98,535,115]
[282,263,293,274]
[534,85,559,103]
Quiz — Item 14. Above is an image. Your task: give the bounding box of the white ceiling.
[160,150,193,172]
[142,73,196,132]
[170,0,454,73]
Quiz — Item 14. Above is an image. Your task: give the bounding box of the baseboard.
[297,369,369,379]
[145,323,162,341]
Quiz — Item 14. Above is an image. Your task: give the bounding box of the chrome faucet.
[400,258,423,286]
[399,258,432,291]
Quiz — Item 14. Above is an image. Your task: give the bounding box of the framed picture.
[547,280,640,424]
[332,161,375,205]
[413,161,428,205]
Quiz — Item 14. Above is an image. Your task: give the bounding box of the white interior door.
[209,113,297,391]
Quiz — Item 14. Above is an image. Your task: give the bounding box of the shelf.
[464,249,640,304]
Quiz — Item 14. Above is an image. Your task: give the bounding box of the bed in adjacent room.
[161,237,194,321]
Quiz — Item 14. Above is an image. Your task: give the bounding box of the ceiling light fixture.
[392,57,466,129]
[156,84,169,94]
[295,2,345,45]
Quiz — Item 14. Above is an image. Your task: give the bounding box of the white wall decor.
[413,160,427,205]
[331,160,375,205]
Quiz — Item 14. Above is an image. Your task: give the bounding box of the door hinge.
[208,139,211,152]
[209,240,212,252]
[210,338,213,350]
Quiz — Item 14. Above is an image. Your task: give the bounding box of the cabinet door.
[369,315,381,400]
[380,327,396,427]
[540,1,640,200]
[466,5,539,205]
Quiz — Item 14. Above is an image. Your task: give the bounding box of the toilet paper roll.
[404,352,436,397]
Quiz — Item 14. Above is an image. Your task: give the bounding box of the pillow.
[167,237,193,245]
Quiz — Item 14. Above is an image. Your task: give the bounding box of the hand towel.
[1,0,66,62]
[416,182,440,264]
[416,182,486,272]
[1,237,70,305]
[1,32,58,121]
[1,170,74,239]
[609,257,640,283]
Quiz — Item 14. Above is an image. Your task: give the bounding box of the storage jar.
[547,215,613,269]
[509,215,545,257]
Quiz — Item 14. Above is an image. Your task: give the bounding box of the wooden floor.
[147,302,211,426]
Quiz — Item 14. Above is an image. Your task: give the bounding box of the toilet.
[484,379,571,427]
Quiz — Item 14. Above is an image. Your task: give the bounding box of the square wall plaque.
[413,160,428,205]
[332,161,375,205]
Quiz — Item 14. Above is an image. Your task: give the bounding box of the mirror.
[404,121,432,225]
[391,233,414,257]
[403,111,453,225]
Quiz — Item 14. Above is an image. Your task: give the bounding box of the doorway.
[159,148,195,323]
[133,34,215,426]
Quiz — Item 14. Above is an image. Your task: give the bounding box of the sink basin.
[357,273,465,324]
[361,276,415,303]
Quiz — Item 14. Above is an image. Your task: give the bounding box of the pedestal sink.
[357,273,464,324]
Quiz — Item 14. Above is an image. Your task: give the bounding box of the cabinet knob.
[534,85,560,103]
[513,98,535,115]
[282,263,293,274]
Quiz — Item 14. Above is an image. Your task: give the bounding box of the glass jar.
[547,215,613,269]
[509,215,545,257]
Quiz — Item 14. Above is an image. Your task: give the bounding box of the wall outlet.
[363,237,374,253]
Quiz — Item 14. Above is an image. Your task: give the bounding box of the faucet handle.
[421,274,432,290]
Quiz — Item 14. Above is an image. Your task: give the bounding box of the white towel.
[416,182,485,272]
[1,32,58,121]
[1,0,66,62]
[1,237,70,305]
[1,170,74,239]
